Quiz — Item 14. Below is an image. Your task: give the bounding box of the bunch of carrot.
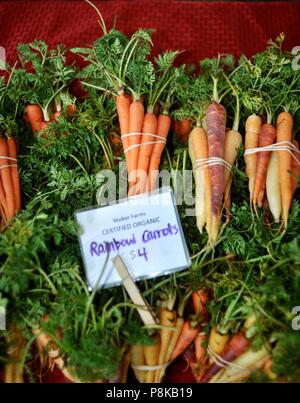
[189,102,241,244]
[244,111,300,227]
[0,136,21,228]
[116,94,171,195]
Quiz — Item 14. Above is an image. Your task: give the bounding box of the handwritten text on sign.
[75,188,190,289]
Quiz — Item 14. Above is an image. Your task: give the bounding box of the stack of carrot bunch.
[116,93,171,195]
[0,136,20,228]
[244,111,300,227]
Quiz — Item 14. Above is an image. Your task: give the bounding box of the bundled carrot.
[136,110,158,194]
[7,137,21,212]
[147,113,171,192]
[207,327,229,364]
[276,111,293,227]
[25,104,44,135]
[252,123,276,210]
[170,319,199,362]
[189,126,209,233]
[266,152,281,223]
[244,114,262,205]
[0,137,15,220]
[223,129,242,222]
[143,335,161,383]
[291,139,300,196]
[206,101,227,243]
[153,293,177,383]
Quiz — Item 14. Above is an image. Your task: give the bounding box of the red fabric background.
[0,0,299,383]
[0,1,300,66]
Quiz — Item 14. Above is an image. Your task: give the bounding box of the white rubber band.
[194,157,232,172]
[123,140,166,154]
[0,156,17,161]
[131,361,171,371]
[207,346,247,371]
[121,132,166,142]
[0,164,18,169]
[244,141,300,166]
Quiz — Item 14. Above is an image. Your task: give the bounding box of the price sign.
[75,187,191,289]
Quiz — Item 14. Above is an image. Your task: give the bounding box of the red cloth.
[0,1,299,66]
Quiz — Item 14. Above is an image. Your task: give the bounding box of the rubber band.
[244,141,300,166]
[0,156,17,161]
[121,132,167,154]
[0,164,18,169]
[207,346,247,371]
[123,140,166,154]
[131,361,171,371]
[194,157,232,172]
[121,132,166,142]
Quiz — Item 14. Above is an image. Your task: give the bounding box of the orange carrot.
[0,176,9,221]
[252,123,276,210]
[127,100,144,193]
[147,114,171,192]
[7,138,21,212]
[245,114,262,204]
[136,112,158,194]
[291,139,300,196]
[25,104,44,135]
[173,119,192,143]
[170,320,199,362]
[206,101,227,243]
[192,289,209,317]
[0,137,15,219]
[276,112,293,227]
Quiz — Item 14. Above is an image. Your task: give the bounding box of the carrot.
[291,139,300,196]
[170,320,199,362]
[276,112,293,227]
[130,344,146,383]
[154,305,177,382]
[200,331,250,383]
[192,288,209,317]
[116,93,131,166]
[147,114,171,192]
[193,332,208,381]
[53,111,60,121]
[223,129,242,222]
[66,104,76,117]
[224,177,232,224]
[223,130,242,192]
[7,137,21,212]
[0,137,15,219]
[189,127,208,233]
[0,175,9,220]
[120,350,131,383]
[144,335,161,383]
[244,114,262,204]
[208,327,229,364]
[127,100,144,193]
[173,119,192,143]
[252,123,276,210]
[206,101,226,243]
[25,104,44,135]
[136,112,157,194]
[266,152,281,223]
